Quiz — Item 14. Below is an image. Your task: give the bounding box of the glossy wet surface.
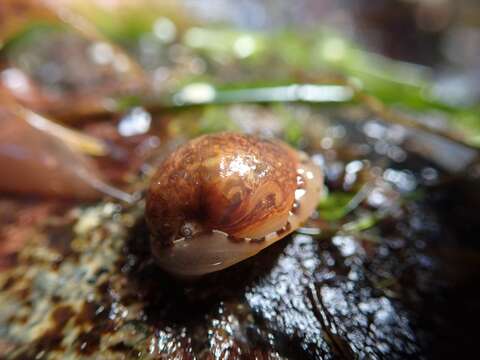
[0,106,479,359]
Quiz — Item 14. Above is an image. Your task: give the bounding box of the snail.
[146,132,323,276]
[0,93,132,202]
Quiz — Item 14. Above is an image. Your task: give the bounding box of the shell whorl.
[147,133,298,242]
[146,132,323,276]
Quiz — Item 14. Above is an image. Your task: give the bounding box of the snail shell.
[146,132,323,276]
[0,93,132,202]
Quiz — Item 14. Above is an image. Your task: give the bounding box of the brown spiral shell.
[146,132,323,276]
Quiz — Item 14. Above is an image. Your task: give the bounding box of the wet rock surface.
[0,108,479,359]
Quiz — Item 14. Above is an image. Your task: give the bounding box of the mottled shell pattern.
[146,132,323,276]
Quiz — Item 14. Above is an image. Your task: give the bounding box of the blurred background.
[1,0,479,130]
[185,0,480,105]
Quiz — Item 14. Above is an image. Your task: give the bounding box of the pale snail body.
[146,133,323,276]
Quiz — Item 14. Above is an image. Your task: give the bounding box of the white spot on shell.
[295,188,307,200]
